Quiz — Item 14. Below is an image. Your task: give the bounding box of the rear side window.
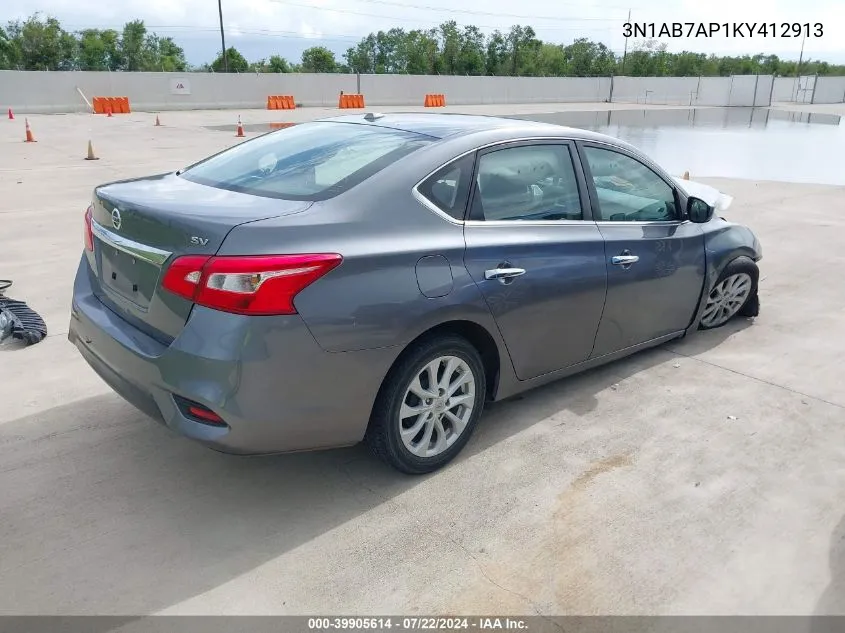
[180,122,433,201]
[417,154,475,220]
[470,144,583,221]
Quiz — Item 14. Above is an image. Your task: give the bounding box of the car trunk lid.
[88,173,311,342]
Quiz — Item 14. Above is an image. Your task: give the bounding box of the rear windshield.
[180,121,433,201]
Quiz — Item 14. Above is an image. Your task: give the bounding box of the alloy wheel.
[399,355,476,458]
[700,272,752,328]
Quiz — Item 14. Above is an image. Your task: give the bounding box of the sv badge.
[190,236,209,246]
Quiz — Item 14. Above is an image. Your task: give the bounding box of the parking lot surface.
[1,102,844,615]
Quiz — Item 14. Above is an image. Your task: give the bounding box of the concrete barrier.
[362,74,612,105]
[0,70,775,114]
[773,77,799,102]
[610,75,773,107]
[812,77,845,104]
[771,75,845,104]
[0,71,357,113]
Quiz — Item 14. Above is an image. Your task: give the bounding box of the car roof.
[314,112,620,144]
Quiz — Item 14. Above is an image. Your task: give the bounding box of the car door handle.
[484,267,526,281]
[611,255,640,266]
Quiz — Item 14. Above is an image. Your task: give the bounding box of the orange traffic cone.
[106,106,113,118]
[85,139,99,161]
[235,115,245,137]
[154,115,161,127]
[7,108,13,120]
[24,118,36,143]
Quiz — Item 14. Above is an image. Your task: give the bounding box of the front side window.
[583,146,678,222]
[180,122,433,201]
[471,144,583,222]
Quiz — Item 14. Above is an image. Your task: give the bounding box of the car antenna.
[363,112,385,121]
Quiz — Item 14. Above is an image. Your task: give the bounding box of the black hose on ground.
[0,280,48,346]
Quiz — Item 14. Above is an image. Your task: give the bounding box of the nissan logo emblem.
[111,208,122,230]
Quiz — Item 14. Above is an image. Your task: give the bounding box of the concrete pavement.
[1,103,845,616]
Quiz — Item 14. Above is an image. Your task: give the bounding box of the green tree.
[397,30,438,74]
[625,39,667,76]
[335,20,845,78]
[5,14,76,70]
[142,34,187,71]
[0,26,16,69]
[537,43,568,76]
[505,25,541,76]
[268,54,290,73]
[759,54,781,75]
[438,21,461,74]
[77,29,121,70]
[345,34,376,73]
[120,20,147,71]
[249,56,291,73]
[485,30,508,76]
[669,51,705,77]
[3,12,845,78]
[301,46,337,73]
[456,26,486,75]
[211,47,248,72]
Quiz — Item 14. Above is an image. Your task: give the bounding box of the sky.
[4,0,844,67]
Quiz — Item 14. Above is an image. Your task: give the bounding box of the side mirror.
[687,196,714,223]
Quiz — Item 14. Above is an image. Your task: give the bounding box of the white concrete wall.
[727,75,757,106]
[754,75,775,106]
[0,71,357,113]
[772,77,798,102]
[0,70,773,114]
[696,77,732,106]
[812,76,845,104]
[610,75,772,107]
[772,76,825,103]
[611,76,701,105]
[359,74,610,105]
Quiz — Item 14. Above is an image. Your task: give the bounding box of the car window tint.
[583,146,678,222]
[417,154,474,220]
[180,122,433,201]
[472,145,582,222]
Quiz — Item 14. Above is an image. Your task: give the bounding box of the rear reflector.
[161,253,342,316]
[187,406,224,424]
[84,205,94,252]
[174,395,227,426]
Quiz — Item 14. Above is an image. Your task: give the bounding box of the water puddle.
[508,107,844,185]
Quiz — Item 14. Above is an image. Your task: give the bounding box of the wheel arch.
[685,252,759,334]
[372,319,504,412]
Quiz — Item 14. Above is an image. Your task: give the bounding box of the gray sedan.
[69,113,762,474]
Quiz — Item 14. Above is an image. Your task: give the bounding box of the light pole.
[218,0,228,72]
[621,8,631,75]
[796,32,806,77]
[794,32,806,102]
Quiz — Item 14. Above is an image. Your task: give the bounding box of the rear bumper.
[68,256,397,454]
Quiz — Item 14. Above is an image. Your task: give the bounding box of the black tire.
[699,257,760,330]
[365,335,487,475]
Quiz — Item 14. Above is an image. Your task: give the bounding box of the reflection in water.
[508,107,844,185]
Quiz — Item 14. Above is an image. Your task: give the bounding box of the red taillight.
[84,205,94,252]
[161,255,210,301]
[161,253,342,316]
